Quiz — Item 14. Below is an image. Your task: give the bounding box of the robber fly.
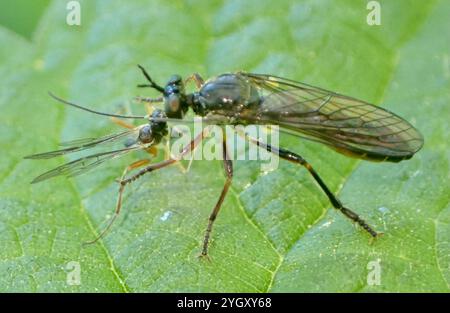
[25,65,423,257]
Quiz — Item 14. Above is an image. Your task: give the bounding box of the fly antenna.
[137,65,165,92]
[48,92,147,119]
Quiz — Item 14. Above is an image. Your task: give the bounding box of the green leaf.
[0,0,449,292]
[0,0,51,40]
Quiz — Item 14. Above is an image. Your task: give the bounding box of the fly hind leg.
[84,158,152,245]
[200,139,233,258]
[242,132,380,238]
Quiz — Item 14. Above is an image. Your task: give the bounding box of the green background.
[0,0,449,292]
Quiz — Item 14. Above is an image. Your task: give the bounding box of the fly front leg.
[111,116,135,130]
[200,139,233,258]
[119,128,207,199]
[185,73,205,89]
[109,106,138,130]
[242,133,380,238]
[134,96,163,115]
[163,136,193,174]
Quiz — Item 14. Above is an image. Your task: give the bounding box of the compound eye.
[167,94,180,113]
[151,109,165,119]
[138,125,153,143]
[168,74,182,85]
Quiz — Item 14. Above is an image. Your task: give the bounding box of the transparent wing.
[30,144,150,183]
[240,73,424,162]
[24,127,141,159]
[58,137,100,147]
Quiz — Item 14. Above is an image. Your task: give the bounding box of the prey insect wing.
[30,144,151,184]
[241,73,424,162]
[24,128,141,159]
[59,137,101,146]
[26,125,154,183]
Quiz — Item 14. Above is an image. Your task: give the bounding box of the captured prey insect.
[25,65,424,256]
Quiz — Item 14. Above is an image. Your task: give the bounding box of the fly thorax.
[197,74,261,116]
[187,92,207,116]
[149,109,168,143]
